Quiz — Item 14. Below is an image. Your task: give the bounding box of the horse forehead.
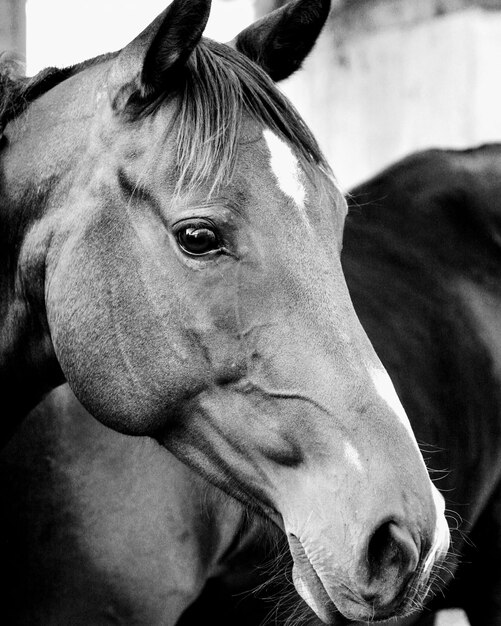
[262,129,307,212]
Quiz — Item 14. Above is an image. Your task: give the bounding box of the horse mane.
[0,51,117,132]
[0,39,330,194]
[0,52,28,129]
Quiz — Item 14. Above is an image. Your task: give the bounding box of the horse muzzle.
[286,486,450,624]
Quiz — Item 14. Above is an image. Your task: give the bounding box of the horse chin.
[292,560,406,625]
[292,561,340,624]
[289,536,363,625]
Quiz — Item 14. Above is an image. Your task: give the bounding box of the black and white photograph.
[1,1,500,624]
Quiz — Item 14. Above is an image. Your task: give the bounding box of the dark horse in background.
[3,144,500,624]
[345,145,501,625]
[0,0,449,623]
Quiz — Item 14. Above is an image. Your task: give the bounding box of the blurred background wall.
[1,0,501,188]
[274,0,501,187]
[0,0,25,58]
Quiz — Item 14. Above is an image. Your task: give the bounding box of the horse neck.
[0,63,108,435]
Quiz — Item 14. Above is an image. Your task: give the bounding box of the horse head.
[2,0,449,621]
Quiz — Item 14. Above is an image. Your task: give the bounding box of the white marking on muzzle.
[263,129,308,221]
[344,441,363,472]
[423,485,450,574]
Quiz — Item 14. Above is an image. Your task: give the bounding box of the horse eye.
[176,225,220,256]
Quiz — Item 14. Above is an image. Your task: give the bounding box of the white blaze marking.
[263,129,307,215]
[369,367,415,437]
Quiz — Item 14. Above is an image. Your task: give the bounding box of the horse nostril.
[367,520,420,586]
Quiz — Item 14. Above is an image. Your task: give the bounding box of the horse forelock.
[134,39,332,195]
[0,39,330,197]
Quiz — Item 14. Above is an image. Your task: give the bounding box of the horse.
[4,144,498,625]
[0,0,450,621]
[0,384,267,626]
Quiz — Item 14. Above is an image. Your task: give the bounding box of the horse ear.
[111,0,211,112]
[230,0,330,82]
